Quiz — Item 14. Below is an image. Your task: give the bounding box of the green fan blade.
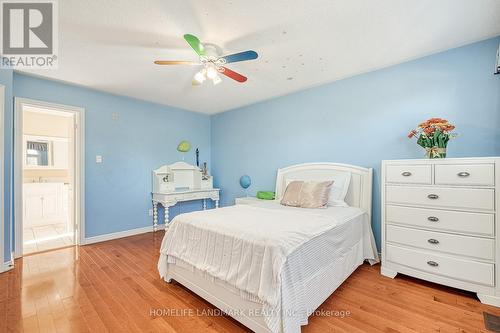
[184,34,205,56]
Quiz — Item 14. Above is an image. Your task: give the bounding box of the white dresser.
[381,157,500,306]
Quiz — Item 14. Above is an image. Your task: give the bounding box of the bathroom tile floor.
[23,223,74,254]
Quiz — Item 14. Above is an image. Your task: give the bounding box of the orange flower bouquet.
[408,118,457,158]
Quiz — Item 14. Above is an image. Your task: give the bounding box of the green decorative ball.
[177,140,191,152]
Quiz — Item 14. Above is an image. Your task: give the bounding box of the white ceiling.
[21,0,500,114]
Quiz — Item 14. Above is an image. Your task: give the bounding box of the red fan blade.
[218,66,247,83]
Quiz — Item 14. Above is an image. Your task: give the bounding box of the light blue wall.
[211,36,500,249]
[13,73,211,238]
[0,69,13,263]
[2,37,499,264]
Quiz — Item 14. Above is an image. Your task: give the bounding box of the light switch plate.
[96,155,103,163]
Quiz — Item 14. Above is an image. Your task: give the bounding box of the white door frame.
[0,85,5,272]
[14,98,85,258]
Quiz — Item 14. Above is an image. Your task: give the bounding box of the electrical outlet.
[96,155,103,163]
[148,209,154,216]
[112,112,119,120]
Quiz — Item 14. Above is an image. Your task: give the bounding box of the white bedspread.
[158,202,379,332]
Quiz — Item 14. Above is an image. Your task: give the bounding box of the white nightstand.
[235,197,271,205]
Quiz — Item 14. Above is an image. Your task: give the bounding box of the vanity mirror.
[26,140,50,166]
[23,135,69,169]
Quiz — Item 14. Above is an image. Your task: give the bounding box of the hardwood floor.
[1,231,499,333]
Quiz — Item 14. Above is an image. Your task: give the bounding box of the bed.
[158,163,379,333]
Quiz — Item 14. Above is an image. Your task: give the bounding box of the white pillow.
[327,172,351,207]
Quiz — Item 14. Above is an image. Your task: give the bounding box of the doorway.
[14,98,84,257]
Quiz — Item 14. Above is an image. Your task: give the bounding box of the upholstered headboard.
[275,163,373,220]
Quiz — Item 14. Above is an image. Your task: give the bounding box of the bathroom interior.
[22,106,75,254]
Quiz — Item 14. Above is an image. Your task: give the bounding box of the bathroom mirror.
[26,140,50,166]
[23,135,69,169]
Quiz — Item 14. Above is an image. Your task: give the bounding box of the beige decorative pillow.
[280,180,333,208]
[300,181,333,208]
[280,181,303,207]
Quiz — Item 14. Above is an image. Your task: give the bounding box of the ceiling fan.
[154,34,258,86]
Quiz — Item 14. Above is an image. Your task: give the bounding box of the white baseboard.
[477,293,500,307]
[1,253,14,273]
[380,266,398,279]
[83,224,166,245]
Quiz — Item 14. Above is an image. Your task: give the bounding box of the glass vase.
[425,147,447,159]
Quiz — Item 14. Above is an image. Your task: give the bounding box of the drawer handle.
[427,238,439,244]
[457,172,470,177]
[427,261,439,267]
[427,194,439,199]
[401,171,412,177]
[427,216,439,222]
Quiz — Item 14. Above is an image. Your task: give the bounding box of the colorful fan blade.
[218,50,258,64]
[154,60,200,65]
[184,34,205,56]
[218,66,247,83]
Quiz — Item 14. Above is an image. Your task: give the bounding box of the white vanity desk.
[151,162,219,230]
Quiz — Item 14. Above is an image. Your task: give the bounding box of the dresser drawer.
[386,244,494,286]
[385,185,495,211]
[173,193,202,201]
[190,193,204,200]
[386,164,432,184]
[385,205,495,237]
[435,164,495,186]
[386,225,494,261]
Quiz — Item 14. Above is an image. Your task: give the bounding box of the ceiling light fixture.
[155,34,258,86]
[212,74,222,85]
[206,65,218,79]
[193,69,206,83]
[193,64,224,86]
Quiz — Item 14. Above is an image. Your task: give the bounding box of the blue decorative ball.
[239,175,252,189]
